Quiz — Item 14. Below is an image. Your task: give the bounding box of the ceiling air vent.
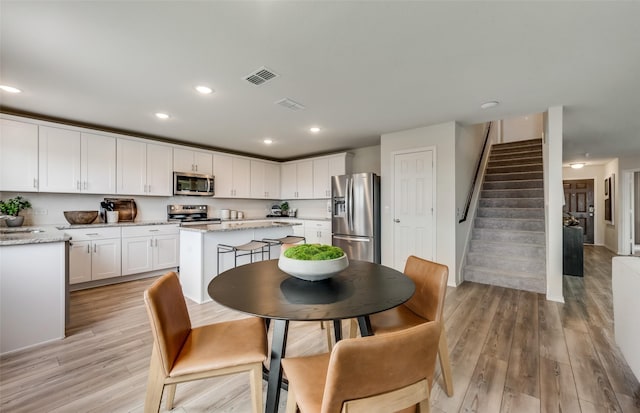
[244,66,278,86]
[275,98,306,111]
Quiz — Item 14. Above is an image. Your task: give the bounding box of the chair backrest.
[144,272,192,376]
[321,321,441,413]
[402,255,449,322]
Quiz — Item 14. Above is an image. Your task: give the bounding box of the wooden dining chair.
[282,321,442,413]
[367,255,454,397]
[143,272,268,413]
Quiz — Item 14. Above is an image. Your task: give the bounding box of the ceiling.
[1,1,639,163]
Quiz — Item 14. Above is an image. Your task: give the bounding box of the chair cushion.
[281,353,330,412]
[170,317,267,377]
[369,304,427,334]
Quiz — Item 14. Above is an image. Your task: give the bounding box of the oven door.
[173,172,215,196]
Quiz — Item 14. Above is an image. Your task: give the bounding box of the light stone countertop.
[56,220,175,230]
[180,220,302,233]
[0,226,71,246]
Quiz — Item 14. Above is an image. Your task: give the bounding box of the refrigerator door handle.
[333,235,371,242]
[346,177,352,230]
[349,177,355,231]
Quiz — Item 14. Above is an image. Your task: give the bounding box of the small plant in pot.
[0,196,32,227]
[278,244,348,281]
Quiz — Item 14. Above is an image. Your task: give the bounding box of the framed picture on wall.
[604,177,610,197]
[605,174,614,224]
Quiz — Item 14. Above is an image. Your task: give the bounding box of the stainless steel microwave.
[173,172,215,196]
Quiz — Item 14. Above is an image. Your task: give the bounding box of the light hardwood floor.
[1,246,638,412]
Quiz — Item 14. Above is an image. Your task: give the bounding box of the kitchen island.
[0,226,70,354]
[179,220,301,303]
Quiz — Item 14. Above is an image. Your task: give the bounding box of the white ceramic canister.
[237,211,244,219]
[220,209,230,220]
[230,210,237,219]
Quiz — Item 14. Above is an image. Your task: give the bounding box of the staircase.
[464,138,546,293]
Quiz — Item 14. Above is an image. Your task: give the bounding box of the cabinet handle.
[86,233,99,236]
[148,184,151,193]
[77,180,81,190]
[150,239,153,247]
[93,244,97,253]
[33,178,38,188]
[155,239,158,247]
[87,244,90,254]
[84,181,88,190]
[195,164,198,172]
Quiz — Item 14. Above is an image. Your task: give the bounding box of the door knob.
[394,219,400,223]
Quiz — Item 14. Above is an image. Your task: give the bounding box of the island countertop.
[0,226,71,246]
[180,220,301,233]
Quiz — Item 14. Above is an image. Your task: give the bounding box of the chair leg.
[165,384,177,410]
[438,325,454,397]
[144,346,166,413]
[285,386,298,413]
[349,318,358,338]
[325,322,333,351]
[418,397,431,413]
[249,363,263,413]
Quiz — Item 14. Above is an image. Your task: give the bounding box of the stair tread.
[476,217,544,221]
[464,264,546,277]
[474,228,545,234]
[470,239,546,248]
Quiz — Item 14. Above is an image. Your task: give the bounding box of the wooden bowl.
[63,211,98,225]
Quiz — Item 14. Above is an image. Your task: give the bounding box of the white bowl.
[278,254,349,281]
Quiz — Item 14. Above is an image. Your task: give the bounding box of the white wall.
[501,113,544,143]
[454,122,492,284]
[350,145,381,175]
[380,121,457,285]
[562,165,605,245]
[544,107,564,303]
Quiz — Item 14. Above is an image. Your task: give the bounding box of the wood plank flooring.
[1,246,639,412]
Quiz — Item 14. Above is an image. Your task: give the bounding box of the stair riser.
[485,172,543,181]
[467,253,545,273]
[486,165,543,174]
[472,229,546,244]
[476,208,545,219]
[481,189,544,199]
[490,151,542,161]
[491,144,542,155]
[468,241,546,258]
[483,180,543,190]
[464,268,546,294]
[475,218,545,231]
[488,157,543,167]
[492,139,542,149]
[479,198,544,208]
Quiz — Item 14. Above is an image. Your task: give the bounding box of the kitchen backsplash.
[0,191,331,226]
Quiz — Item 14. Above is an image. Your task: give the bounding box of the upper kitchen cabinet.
[313,153,352,198]
[213,153,250,198]
[117,139,173,196]
[250,160,281,199]
[39,126,116,194]
[0,119,39,192]
[173,147,213,175]
[281,160,314,199]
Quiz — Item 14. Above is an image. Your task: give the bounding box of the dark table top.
[208,259,415,321]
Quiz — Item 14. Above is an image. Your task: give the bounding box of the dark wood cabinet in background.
[563,226,584,277]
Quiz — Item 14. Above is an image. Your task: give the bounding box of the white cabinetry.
[121,225,179,275]
[117,139,173,196]
[281,160,313,199]
[213,154,251,198]
[0,119,39,192]
[173,148,213,175]
[250,160,281,199]
[66,227,122,284]
[313,154,350,198]
[304,220,332,245]
[38,126,116,194]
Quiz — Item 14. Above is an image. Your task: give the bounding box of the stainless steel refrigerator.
[331,173,381,263]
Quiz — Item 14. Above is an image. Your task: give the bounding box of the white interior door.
[393,149,434,271]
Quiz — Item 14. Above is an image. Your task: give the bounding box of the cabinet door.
[233,157,251,198]
[121,236,153,275]
[313,158,330,198]
[328,155,347,180]
[153,234,179,269]
[82,132,116,194]
[146,143,173,196]
[281,163,298,199]
[292,222,305,237]
[250,160,266,198]
[0,119,39,192]
[38,126,81,193]
[296,160,314,199]
[173,148,195,172]
[117,139,147,195]
[265,163,281,199]
[92,238,122,280]
[213,154,233,197]
[319,229,332,245]
[193,151,213,175]
[69,241,92,284]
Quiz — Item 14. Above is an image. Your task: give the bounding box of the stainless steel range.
[167,204,221,225]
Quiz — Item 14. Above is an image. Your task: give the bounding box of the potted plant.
[278,244,348,281]
[0,196,32,227]
[280,201,290,216]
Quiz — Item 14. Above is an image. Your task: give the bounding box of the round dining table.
[208,259,415,413]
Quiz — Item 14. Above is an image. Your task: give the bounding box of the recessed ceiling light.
[195,85,213,94]
[155,112,170,119]
[570,163,585,169]
[0,85,22,93]
[309,127,320,133]
[263,138,273,145]
[480,101,499,109]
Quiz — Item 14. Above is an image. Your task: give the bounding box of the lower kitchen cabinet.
[304,220,332,245]
[67,227,121,284]
[121,225,179,276]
